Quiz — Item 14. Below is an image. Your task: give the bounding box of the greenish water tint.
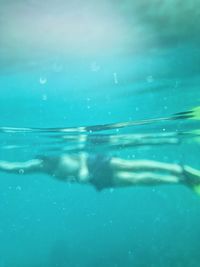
[0,1,200,267]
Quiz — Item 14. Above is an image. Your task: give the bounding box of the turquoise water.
[1,1,200,267]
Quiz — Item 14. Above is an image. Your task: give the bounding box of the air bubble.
[42,94,48,101]
[113,72,118,84]
[16,186,22,191]
[19,169,24,174]
[39,77,47,85]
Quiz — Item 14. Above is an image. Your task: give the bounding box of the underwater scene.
[0,0,200,266]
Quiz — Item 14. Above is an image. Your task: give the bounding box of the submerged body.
[0,153,200,193]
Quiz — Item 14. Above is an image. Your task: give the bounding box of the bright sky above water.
[1,0,200,69]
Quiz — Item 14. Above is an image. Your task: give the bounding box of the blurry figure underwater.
[0,152,200,194]
[0,106,200,194]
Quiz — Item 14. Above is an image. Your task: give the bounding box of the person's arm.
[0,159,43,175]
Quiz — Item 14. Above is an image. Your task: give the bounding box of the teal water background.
[1,1,200,266]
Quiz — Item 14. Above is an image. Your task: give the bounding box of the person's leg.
[113,171,181,187]
[111,159,200,193]
[183,165,200,189]
[0,159,44,175]
[110,158,183,176]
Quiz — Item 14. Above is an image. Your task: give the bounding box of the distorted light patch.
[4,2,133,56]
